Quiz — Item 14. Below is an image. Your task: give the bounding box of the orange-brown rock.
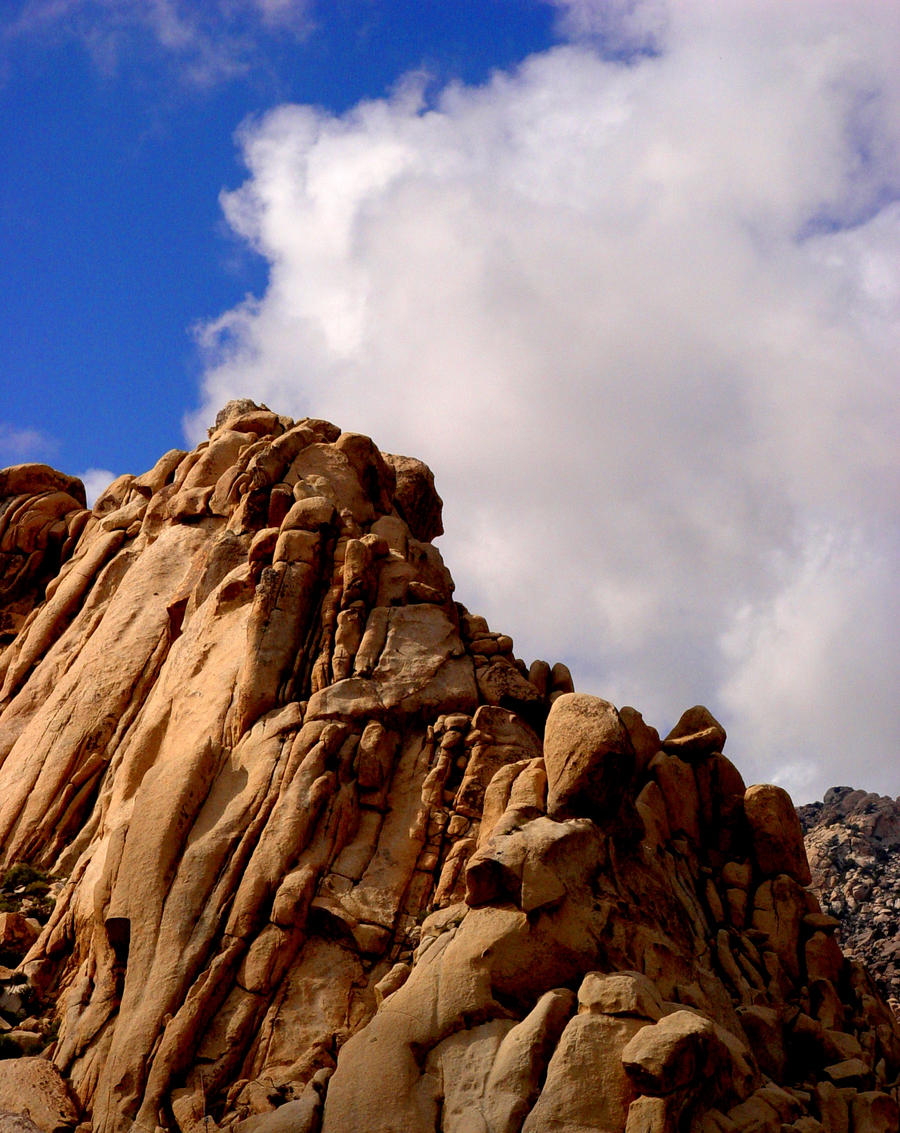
[745,782,812,885]
[0,404,897,1133]
[543,693,638,831]
[0,1059,79,1133]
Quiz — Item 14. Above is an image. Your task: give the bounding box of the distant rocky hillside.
[800,787,900,1014]
[0,401,898,1133]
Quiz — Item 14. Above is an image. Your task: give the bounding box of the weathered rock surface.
[800,787,900,1015]
[0,1059,79,1133]
[0,403,897,1133]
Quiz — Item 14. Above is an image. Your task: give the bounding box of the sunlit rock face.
[0,401,897,1133]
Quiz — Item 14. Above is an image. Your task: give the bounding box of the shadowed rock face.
[0,403,897,1133]
[0,465,87,648]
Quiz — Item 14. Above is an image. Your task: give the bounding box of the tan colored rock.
[813,1082,849,1133]
[621,1009,717,1095]
[726,1093,781,1132]
[210,398,272,434]
[477,760,533,844]
[0,1113,44,1133]
[132,449,189,496]
[0,465,85,506]
[744,783,812,885]
[625,1094,676,1133]
[0,1060,79,1133]
[0,911,40,955]
[1,410,899,1133]
[792,1118,826,1133]
[232,1090,323,1133]
[694,752,747,857]
[373,962,410,1007]
[736,1004,785,1080]
[750,874,815,981]
[549,661,574,695]
[651,751,701,844]
[543,693,637,828]
[482,988,575,1133]
[425,1018,516,1130]
[527,659,551,701]
[382,453,443,541]
[523,1012,645,1132]
[457,708,542,824]
[222,408,283,439]
[577,970,664,1020]
[475,655,544,715]
[805,931,844,985]
[823,1057,872,1087]
[507,758,547,814]
[662,705,726,759]
[465,814,581,912]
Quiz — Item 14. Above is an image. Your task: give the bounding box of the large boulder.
[542,693,638,830]
[745,782,812,885]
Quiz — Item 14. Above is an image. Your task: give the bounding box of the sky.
[1,0,898,804]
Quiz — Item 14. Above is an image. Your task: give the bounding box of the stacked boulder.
[0,402,895,1133]
[322,695,900,1133]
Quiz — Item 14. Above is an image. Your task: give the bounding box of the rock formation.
[0,401,897,1133]
[800,788,900,1017]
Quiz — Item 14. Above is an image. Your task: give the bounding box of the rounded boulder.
[744,783,812,885]
[543,694,636,828]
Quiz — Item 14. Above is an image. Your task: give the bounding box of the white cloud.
[79,467,116,507]
[191,0,900,803]
[547,0,668,57]
[719,527,898,799]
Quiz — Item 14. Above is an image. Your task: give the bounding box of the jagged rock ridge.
[800,787,900,1017]
[0,401,896,1133]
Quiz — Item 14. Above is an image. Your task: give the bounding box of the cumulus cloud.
[191,0,900,801]
[4,0,312,85]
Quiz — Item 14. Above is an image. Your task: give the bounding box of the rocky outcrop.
[800,787,900,1016]
[321,701,900,1133]
[0,402,897,1133]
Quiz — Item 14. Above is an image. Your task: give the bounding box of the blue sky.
[1,1,562,474]
[2,0,899,801]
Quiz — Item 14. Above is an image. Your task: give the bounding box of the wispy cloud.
[0,422,57,464]
[547,0,668,58]
[4,0,313,86]
[191,0,900,802]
